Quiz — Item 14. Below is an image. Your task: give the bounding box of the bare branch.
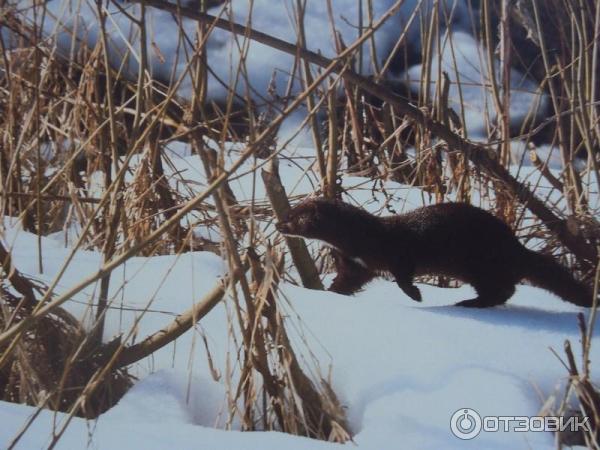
[114,276,233,368]
[261,158,323,290]
[132,0,597,268]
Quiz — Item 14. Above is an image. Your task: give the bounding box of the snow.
[0,392,340,450]
[2,216,227,333]
[10,0,546,144]
[1,1,597,449]
[6,0,558,163]
[12,0,472,100]
[1,195,597,449]
[399,30,548,139]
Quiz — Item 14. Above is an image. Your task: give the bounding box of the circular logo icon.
[450,408,482,440]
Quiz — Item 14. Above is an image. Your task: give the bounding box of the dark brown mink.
[276,198,595,308]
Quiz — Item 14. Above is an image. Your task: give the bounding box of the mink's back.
[381,203,526,280]
[388,203,516,239]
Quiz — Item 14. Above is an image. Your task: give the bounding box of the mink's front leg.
[329,251,375,295]
[391,267,422,302]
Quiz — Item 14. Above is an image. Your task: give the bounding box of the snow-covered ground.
[9,0,474,99]
[1,143,598,448]
[1,1,598,449]
[0,211,596,449]
[5,0,552,163]
[401,30,548,138]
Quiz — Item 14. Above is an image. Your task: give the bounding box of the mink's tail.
[522,249,594,307]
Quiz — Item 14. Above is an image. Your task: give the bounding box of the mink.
[276,198,594,308]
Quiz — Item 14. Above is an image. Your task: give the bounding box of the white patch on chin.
[281,233,340,252]
[351,257,368,268]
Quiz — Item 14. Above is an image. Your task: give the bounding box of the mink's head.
[276,198,345,241]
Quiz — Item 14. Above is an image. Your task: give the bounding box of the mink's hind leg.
[455,280,516,308]
[329,252,375,295]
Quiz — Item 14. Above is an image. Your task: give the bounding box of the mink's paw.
[329,280,358,296]
[405,285,422,302]
[455,299,487,308]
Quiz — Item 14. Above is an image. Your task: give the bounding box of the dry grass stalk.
[0,0,599,447]
[0,286,132,420]
[552,317,600,448]
[242,247,350,441]
[137,0,598,272]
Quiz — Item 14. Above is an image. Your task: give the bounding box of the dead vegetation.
[0,0,599,446]
[0,240,133,420]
